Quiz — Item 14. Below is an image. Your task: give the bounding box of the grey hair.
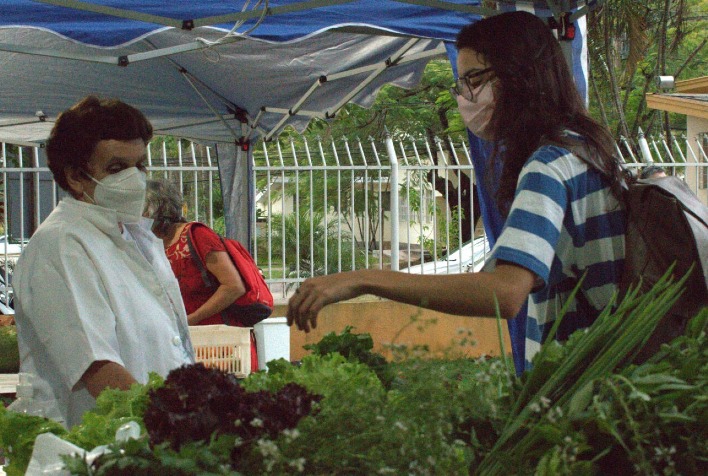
[144,179,187,236]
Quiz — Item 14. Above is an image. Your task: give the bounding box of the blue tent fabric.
[464,129,528,374]
[0,0,480,46]
[0,0,590,143]
[0,1,490,145]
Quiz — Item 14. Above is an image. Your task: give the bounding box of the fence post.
[637,127,653,163]
[385,130,399,271]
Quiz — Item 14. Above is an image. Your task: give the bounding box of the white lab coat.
[14,197,194,428]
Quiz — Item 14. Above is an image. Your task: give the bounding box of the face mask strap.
[81,169,100,184]
[82,191,97,204]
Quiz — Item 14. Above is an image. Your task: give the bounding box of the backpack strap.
[539,135,629,198]
[185,222,217,289]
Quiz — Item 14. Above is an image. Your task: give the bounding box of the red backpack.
[185,223,274,327]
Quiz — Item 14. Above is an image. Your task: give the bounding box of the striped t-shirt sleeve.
[484,153,569,286]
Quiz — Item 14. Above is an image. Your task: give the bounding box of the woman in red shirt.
[144,179,258,370]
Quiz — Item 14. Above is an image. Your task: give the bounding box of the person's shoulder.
[189,222,220,238]
[188,223,224,251]
[533,132,585,161]
[525,147,583,176]
[24,201,73,245]
[15,215,85,280]
[529,146,569,167]
[21,199,109,257]
[529,134,591,177]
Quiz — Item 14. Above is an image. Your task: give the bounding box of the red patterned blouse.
[164,222,226,326]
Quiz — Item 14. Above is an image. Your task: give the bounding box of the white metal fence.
[1,133,706,310]
[251,134,482,297]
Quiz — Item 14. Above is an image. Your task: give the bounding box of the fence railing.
[251,134,481,297]
[1,133,706,310]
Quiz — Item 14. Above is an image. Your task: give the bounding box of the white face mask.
[456,80,496,141]
[84,167,147,223]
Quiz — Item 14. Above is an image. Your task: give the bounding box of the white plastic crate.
[189,325,251,378]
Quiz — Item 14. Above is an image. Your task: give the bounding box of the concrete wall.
[276,296,513,362]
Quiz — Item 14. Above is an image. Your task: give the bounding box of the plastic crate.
[189,325,251,378]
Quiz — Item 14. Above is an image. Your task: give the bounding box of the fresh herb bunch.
[63,434,239,476]
[303,325,393,386]
[0,325,19,373]
[64,372,163,450]
[6,276,706,475]
[240,351,518,474]
[498,308,708,476]
[388,356,518,469]
[474,270,698,475]
[585,308,708,475]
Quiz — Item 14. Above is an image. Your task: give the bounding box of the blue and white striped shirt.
[484,142,625,370]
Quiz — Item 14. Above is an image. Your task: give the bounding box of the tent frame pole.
[179,72,241,140]
[262,40,447,141]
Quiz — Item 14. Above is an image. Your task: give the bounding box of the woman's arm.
[81,360,138,397]
[287,263,535,332]
[187,250,246,325]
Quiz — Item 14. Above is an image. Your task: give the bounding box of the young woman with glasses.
[287,11,627,371]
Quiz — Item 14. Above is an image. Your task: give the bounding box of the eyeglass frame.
[452,67,494,101]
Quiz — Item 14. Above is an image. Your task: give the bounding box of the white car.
[401,236,490,275]
[0,235,27,256]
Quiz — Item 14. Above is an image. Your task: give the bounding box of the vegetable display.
[0,274,705,475]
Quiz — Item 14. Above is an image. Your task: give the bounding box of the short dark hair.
[144,179,186,236]
[46,95,153,192]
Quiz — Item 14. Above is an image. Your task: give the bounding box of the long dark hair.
[456,11,624,216]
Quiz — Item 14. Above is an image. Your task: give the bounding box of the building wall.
[686,116,708,203]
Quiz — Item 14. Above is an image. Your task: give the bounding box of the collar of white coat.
[62,196,154,237]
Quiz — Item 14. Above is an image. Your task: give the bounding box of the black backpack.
[620,175,708,361]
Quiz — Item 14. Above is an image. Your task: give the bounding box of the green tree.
[258,209,372,283]
[587,0,707,149]
[289,59,481,243]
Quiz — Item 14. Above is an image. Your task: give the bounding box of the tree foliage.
[274,59,480,243]
[587,0,707,144]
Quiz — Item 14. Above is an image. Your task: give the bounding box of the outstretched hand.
[286,271,365,332]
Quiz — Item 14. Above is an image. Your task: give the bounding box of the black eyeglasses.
[452,67,493,101]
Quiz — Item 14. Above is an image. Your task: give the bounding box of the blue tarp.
[1,0,478,46]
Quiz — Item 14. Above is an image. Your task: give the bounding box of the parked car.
[0,235,27,256]
[401,236,490,275]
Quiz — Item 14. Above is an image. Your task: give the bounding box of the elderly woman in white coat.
[13,96,194,427]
